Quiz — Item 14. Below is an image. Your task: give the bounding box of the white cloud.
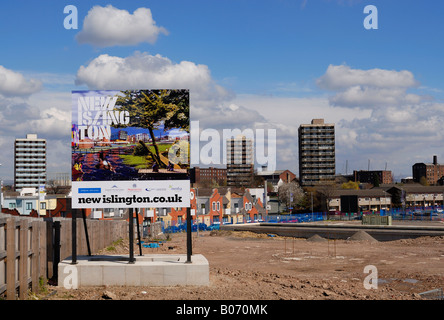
[233,94,371,126]
[75,51,233,104]
[317,64,418,90]
[0,65,42,97]
[193,102,266,130]
[330,86,422,108]
[317,64,423,109]
[76,5,168,47]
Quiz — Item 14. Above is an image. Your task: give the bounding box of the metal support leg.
[71,210,77,265]
[82,209,91,256]
[136,209,143,256]
[129,208,135,263]
[186,207,192,263]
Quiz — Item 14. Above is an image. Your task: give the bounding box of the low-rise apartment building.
[328,189,391,213]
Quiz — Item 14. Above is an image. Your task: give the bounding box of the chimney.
[433,155,438,165]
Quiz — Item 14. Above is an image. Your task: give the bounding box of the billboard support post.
[129,208,135,263]
[136,209,142,256]
[186,207,192,263]
[81,209,91,256]
[71,209,77,265]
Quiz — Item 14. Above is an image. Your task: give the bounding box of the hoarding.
[71,89,190,208]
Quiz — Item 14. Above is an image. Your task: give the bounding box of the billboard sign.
[71,89,190,208]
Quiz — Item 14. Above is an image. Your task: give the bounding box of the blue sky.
[1,0,444,182]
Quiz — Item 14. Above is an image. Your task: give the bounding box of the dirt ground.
[36,223,444,301]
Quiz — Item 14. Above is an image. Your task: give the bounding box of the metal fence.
[324,206,444,222]
[158,205,444,234]
[380,206,444,221]
[160,212,328,233]
[0,213,127,300]
[265,212,326,223]
[161,221,221,234]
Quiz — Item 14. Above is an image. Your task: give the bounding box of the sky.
[1,0,444,182]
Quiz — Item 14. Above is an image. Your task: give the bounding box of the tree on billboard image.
[114,89,189,172]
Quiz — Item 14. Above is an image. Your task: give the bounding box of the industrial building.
[412,155,444,185]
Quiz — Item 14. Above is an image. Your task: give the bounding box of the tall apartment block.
[14,134,47,191]
[226,135,254,187]
[298,119,335,186]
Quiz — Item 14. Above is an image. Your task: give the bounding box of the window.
[212,202,216,211]
[9,203,16,209]
[26,202,33,210]
[216,202,220,211]
[40,202,46,210]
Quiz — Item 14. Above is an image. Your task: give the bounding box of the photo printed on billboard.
[71,89,190,208]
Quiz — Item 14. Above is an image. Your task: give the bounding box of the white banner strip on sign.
[72,180,190,209]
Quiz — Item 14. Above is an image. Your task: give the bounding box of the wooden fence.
[0,213,128,300]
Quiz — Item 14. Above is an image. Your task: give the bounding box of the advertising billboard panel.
[71,89,190,208]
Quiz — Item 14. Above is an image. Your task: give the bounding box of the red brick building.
[191,167,227,187]
[413,155,444,185]
[240,189,266,221]
[353,170,393,185]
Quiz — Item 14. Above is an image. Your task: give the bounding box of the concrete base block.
[58,254,209,289]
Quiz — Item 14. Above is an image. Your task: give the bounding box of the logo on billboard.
[78,188,101,193]
[169,185,183,191]
[128,183,142,192]
[105,185,124,192]
[145,187,167,192]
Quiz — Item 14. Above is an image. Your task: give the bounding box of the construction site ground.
[37,220,444,301]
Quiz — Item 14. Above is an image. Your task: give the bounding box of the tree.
[372,174,380,187]
[342,180,360,190]
[133,140,150,156]
[278,181,305,211]
[316,181,337,212]
[300,187,322,212]
[46,180,70,195]
[114,89,189,168]
[249,175,265,188]
[419,176,429,186]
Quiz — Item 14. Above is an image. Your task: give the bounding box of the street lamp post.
[311,191,314,221]
[37,174,46,218]
[195,187,199,238]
